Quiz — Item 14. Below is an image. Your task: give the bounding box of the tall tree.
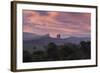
[46,42,60,61]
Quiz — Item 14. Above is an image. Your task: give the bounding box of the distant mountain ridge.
[23,32,50,41]
[23,32,90,43]
[23,32,90,53]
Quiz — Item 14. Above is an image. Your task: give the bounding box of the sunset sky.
[23,10,91,38]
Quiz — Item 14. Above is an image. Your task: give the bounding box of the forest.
[23,41,91,62]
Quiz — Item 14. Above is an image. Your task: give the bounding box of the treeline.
[23,41,91,62]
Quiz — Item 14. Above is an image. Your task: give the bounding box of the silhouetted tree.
[46,42,60,61]
[80,41,91,59]
[32,50,47,62]
[59,43,77,60]
[23,50,32,62]
[23,41,91,63]
[59,43,87,60]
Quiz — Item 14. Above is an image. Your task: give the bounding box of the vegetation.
[23,41,91,62]
[23,50,32,62]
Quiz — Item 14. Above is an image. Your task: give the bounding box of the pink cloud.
[23,10,91,38]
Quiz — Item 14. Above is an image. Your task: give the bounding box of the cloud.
[23,10,91,38]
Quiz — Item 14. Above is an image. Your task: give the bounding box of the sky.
[23,10,91,38]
